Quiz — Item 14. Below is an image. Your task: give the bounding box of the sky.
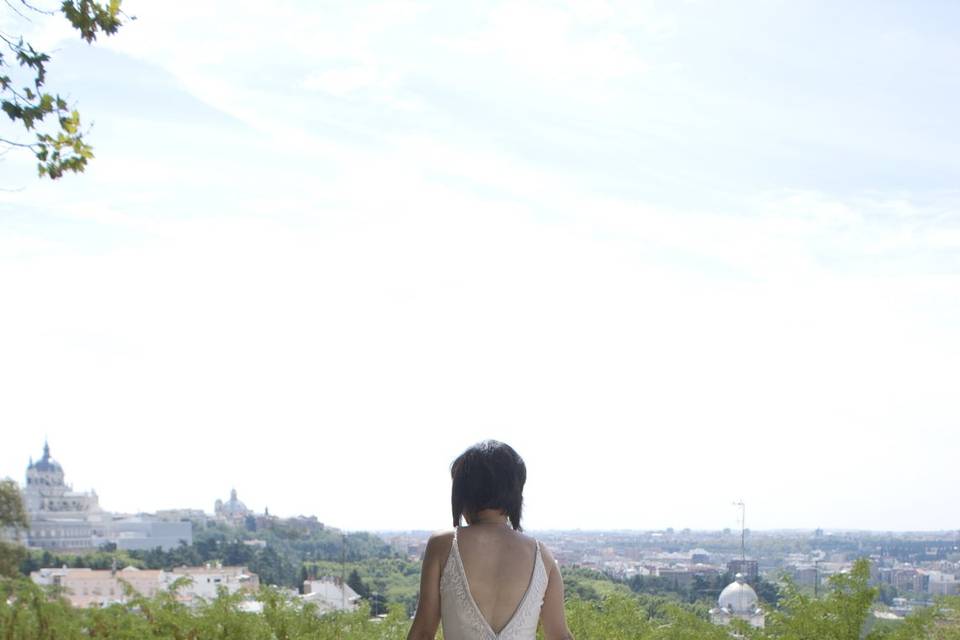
[1,0,958,533]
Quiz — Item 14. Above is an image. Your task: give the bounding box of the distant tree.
[754,577,782,607]
[347,568,370,599]
[298,564,309,593]
[1,0,127,178]
[249,545,298,588]
[0,479,29,577]
[369,580,388,617]
[0,479,28,530]
[167,540,202,568]
[766,558,877,639]
[690,574,712,603]
[877,583,899,606]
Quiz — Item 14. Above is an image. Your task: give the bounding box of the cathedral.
[20,442,191,551]
[214,488,253,523]
[23,441,106,550]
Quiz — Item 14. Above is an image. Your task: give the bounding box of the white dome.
[718,574,759,614]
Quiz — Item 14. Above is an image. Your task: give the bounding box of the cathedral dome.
[30,442,63,473]
[217,488,251,517]
[718,574,759,614]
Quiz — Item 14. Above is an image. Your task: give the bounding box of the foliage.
[1,0,126,178]
[19,519,396,592]
[3,563,960,639]
[9,525,959,640]
[865,596,960,640]
[308,558,423,615]
[0,478,29,578]
[0,479,29,531]
[628,570,781,606]
[563,566,636,601]
[1,541,27,579]
[564,563,780,610]
[0,576,414,640]
[20,548,144,577]
[764,558,878,639]
[562,593,654,638]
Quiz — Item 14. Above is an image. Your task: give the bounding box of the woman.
[407,440,574,640]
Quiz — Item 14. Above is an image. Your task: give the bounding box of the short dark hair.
[450,440,526,531]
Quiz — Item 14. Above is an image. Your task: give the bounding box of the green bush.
[3,560,959,639]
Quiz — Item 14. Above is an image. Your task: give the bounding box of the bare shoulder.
[428,529,455,545]
[535,539,560,572]
[424,530,455,562]
[518,533,557,565]
[514,531,539,547]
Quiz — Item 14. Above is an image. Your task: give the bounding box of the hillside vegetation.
[3,560,960,639]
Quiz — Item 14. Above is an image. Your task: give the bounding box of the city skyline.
[2,438,957,534]
[2,1,959,532]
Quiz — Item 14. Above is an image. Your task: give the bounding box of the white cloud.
[2,0,960,531]
[441,0,652,99]
[303,66,384,96]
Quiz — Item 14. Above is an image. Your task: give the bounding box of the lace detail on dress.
[440,535,494,639]
[498,545,548,638]
[439,529,548,640]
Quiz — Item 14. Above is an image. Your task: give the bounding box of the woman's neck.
[467,509,510,527]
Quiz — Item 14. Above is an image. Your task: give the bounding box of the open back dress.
[439,527,549,640]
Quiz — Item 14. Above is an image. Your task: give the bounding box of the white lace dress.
[439,528,548,640]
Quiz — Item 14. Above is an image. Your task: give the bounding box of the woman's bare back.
[435,524,548,639]
[453,525,539,633]
[408,522,572,640]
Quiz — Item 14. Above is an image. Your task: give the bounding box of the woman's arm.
[407,532,451,640]
[540,544,575,640]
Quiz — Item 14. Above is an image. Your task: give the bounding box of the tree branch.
[0,31,20,48]
[3,0,33,22]
[16,0,55,16]
[0,135,37,148]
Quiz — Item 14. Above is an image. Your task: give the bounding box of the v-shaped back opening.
[452,527,541,636]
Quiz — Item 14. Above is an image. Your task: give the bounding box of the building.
[283,515,324,534]
[302,577,361,613]
[155,508,208,526]
[656,565,721,590]
[793,565,820,589]
[30,564,259,608]
[690,549,711,564]
[215,488,253,523]
[890,568,929,593]
[927,571,959,596]
[167,564,260,602]
[31,566,166,608]
[727,559,759,583]
[22,442,106,550]
[709,573,766,629]
[20,442,192,551]
[96,515,193,551]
